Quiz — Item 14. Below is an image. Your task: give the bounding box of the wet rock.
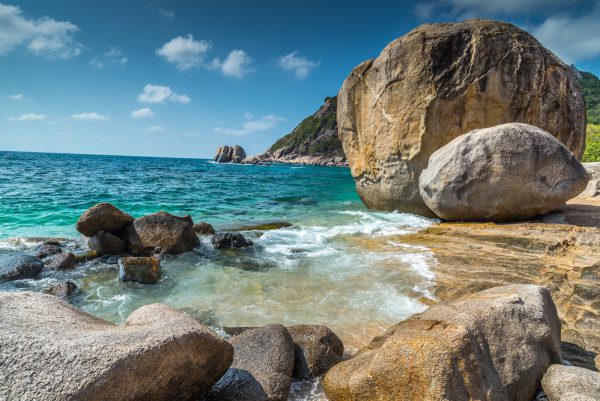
[76,202,134,237]
[0,255,44,281]
[194,222,216,235]
[46,252,77,270]
[542,364,600,401]
[338,20,586,216]
[207,324,295,401]
[323,285,562,401]
[119,256,161,284]
[47,281,77,299]
[288,325,344,380]
[0,291,233,401]
[88,231,126,255]
[212,233,253,249]
[35,243,63,259]
[227,221,293,231]
[122,211,199,255]
[419,123,590,222]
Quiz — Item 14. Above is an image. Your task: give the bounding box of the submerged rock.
[35,243,63,259]
[207,324,295,401]
[46,252,77,270]
[119,256,161,284]
[288,324,344,380]
[227,221,292,231]
[323,285,562,401]
[123,211,199,255]
[47,281,78,299]
[212,233,253,249]
[338,19,586,216]
[0,291,233,401]
[194,222,216,235]
[0,254,44,281]
[88,230,126,255]
[541,364,600,401]
[76,202,134,237]
[419,123,590,221]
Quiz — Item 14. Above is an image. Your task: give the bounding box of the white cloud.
[0,3,82,59]
[532,11,600,64]
[68,112,110,121]
[131,108,155,118]
[420,0,581,16]
[277,51,320,79]
[156,34,212,70]
[10,113,46,121]
[145,125,165,133]
[147,3,175,18]
[137,84,191,104]
[215,113,285,136]
[209,49,253,78]
[90,46,127,68]
[6,93,24,100]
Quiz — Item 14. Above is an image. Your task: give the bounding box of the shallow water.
[0,151,436,399]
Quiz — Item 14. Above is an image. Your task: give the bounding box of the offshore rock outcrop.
[337,19,587,216]
[214,145,246,163]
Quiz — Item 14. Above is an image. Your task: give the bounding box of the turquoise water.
[0,151,436,397]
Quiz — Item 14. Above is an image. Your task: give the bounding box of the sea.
[0,151,437,400]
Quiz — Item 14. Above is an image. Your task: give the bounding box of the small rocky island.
[2,18,600,401]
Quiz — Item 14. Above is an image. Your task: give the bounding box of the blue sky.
[1,0,599,158]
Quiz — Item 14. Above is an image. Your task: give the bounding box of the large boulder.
[323,285,562,401]
[45,252,77,270]
[337,19,586,216]
[214,145,246,163]
[419,123,590,221]
[122,211,199,255]
[119,256,161,284]
[206,324,295,401]
[0,291,233,401]
[0,254,43,281]
[211,233,253,249]
[541,364,600,401]
[76,203,134,237]
[288,324,344,380]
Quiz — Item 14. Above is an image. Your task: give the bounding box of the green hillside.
[268,96,344,158]
[577,70,600,125]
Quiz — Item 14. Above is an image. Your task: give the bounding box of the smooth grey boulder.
[419,123,590,222]
[76,202,134,237]
[88,230,126,255]
[123,211,199,255]
[0,291,233,401]
[542,364,600,401]
[207,324,295,401]
[324,285,563,401]
[0,254,43,281]
[288,324,344,379]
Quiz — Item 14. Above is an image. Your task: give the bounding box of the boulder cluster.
[338,19,589,221]
[3,285,597,400]
[214,145,247,163]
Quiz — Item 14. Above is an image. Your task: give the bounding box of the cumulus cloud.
[137,84,191,104]
[156,34,212,70]
[145,125,165,133]
[277,51,320,79]
[6,93,24,100]
[208,49,253,78]
[0,3,82,59]
[90,46,127,68]
[131,108,155,118]
[68,112,110,121]
[214,113,285,136]
[9,113,46,121]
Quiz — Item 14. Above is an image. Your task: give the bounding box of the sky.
[1,0,599,158]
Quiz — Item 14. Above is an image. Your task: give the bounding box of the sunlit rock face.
[337,19,586,216]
